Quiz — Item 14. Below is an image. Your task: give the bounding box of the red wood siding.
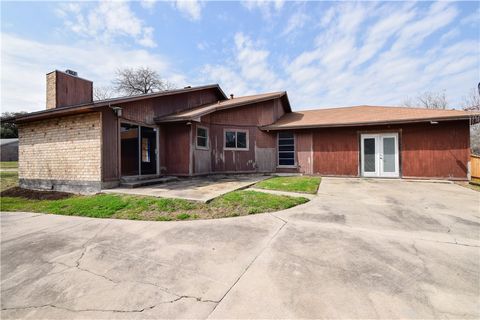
[101,108,119,181]
[401,121,469,179]
[162,124,191,175]
[54,71,93,108]
[309,120,470,179]
[312,128,359,176]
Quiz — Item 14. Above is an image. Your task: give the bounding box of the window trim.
[277,132,297,168]
[223,129,249,151]
[195,125,209,150]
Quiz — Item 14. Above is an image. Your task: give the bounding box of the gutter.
[261,116,475,131]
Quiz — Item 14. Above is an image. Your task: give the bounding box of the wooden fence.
[471,154,480,179]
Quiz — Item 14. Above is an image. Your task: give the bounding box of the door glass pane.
[141,127,157,175]
[363,138,376,173]
[383,137,396,173]
[121,123,139,176]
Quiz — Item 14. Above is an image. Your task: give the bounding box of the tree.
[402,90,448,109]
[93,86,115,101]
[113,67,175,96]
[462,87,480,155]
[1,111,27,138]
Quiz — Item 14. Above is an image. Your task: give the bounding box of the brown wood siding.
[297,132,313,174]
[309,120,470,179]
[401,120,469,179]
[312,128,359,176]
[101,108,119,181]
[199,100,279,173]
[162,124,191,175]
[55,71,93,108]
[118,88,222,125]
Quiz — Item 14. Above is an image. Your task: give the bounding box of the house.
[12,70,479,193]
[0,139,19,162]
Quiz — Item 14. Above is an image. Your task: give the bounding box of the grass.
[255,176,321,194]
[0,161,18,169]
[0,171,18,191]
[0,190,309,221]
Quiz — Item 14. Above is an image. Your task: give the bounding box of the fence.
[471,154,480,180]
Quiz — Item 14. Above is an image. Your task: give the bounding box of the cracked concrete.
[2,178,479,319]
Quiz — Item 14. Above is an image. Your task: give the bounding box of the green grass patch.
[0,189,309,221]
[0,161,18,169]
[255,176,321,194]
[0,171,18,191]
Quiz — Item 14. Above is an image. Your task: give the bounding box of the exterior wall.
[296,132,313,174]
[192,98,285,174]
[161,123,191,175]
[1,142,19,161]
[18,112,102,193]
[46,71,93,109]
[401,120,470,179]
[101,108,119,184]
[307,120,470,179]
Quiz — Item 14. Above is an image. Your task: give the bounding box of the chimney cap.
[230,94,234,99]
[65,69,78,76]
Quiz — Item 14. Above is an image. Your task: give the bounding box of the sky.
[1,0,479,113]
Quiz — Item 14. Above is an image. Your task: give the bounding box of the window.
[278,132,295,166]
[224,130,248,150]
[196,126,209,149]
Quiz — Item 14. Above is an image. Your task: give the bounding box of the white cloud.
[242,0,284,19]
[57,1,156,48]
[200,32,283,96]
[282,10,309,36]
[0,33,185,112]
[140,0,156,10]
[172,0,203,21]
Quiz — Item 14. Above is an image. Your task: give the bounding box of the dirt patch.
[1,187,72,200]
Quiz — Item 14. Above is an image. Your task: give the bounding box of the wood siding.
[162,124,191,175]
[192,98,285,174]
[53,71,93,108]
[308,120,470,179]
[297,132,313,174]
[401,120,469,179]
[312,128,359,176]
[101,108,119,181]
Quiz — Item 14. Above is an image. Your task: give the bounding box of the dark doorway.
[121,123,139,176]
[141,126,157,175]
[121,123,157,176]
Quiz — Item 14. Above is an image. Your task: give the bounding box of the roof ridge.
[296,105,467,113]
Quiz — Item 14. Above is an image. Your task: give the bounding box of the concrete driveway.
[1,178,479,319]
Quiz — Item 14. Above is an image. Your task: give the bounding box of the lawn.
[255,176,321,194]
[0,161,18,169]
[0,171,18,191]
[0,190,309,221]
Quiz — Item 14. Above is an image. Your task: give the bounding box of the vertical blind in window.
[278,132,295,166]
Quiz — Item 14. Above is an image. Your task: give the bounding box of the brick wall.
[18,112,102,193]
[46,72,56,109]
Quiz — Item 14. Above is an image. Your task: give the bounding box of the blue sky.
[1,0,479,112]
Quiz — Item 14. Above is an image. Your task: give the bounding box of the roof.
[155,91,290,123]
[262,105,480,130]
[12,84,227,123]
[0,139,19,146]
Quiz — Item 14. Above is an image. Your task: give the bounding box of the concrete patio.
[102,174,270,202]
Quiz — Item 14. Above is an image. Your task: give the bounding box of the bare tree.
[462,87,480,111]
[462,87,480,155]
[93,86,115,101]
[113,67,175,96]
[402,90,448,109]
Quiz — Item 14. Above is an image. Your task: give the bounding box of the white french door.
[361,133,399,178]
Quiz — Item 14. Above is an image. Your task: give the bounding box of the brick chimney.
[46,70,93,109]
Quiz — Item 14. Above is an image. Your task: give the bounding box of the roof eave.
[261,116,473,131]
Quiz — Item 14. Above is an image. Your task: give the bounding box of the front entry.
[120,123,158,176]
[361,133,399,178]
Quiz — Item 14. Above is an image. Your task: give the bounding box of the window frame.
[196,125,209,150]
[223,129,249,151]
[277,132,296,168]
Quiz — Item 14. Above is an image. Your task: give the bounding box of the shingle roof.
[155,91,289,123]
[13,84,227,123]
[262,105,480,130]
